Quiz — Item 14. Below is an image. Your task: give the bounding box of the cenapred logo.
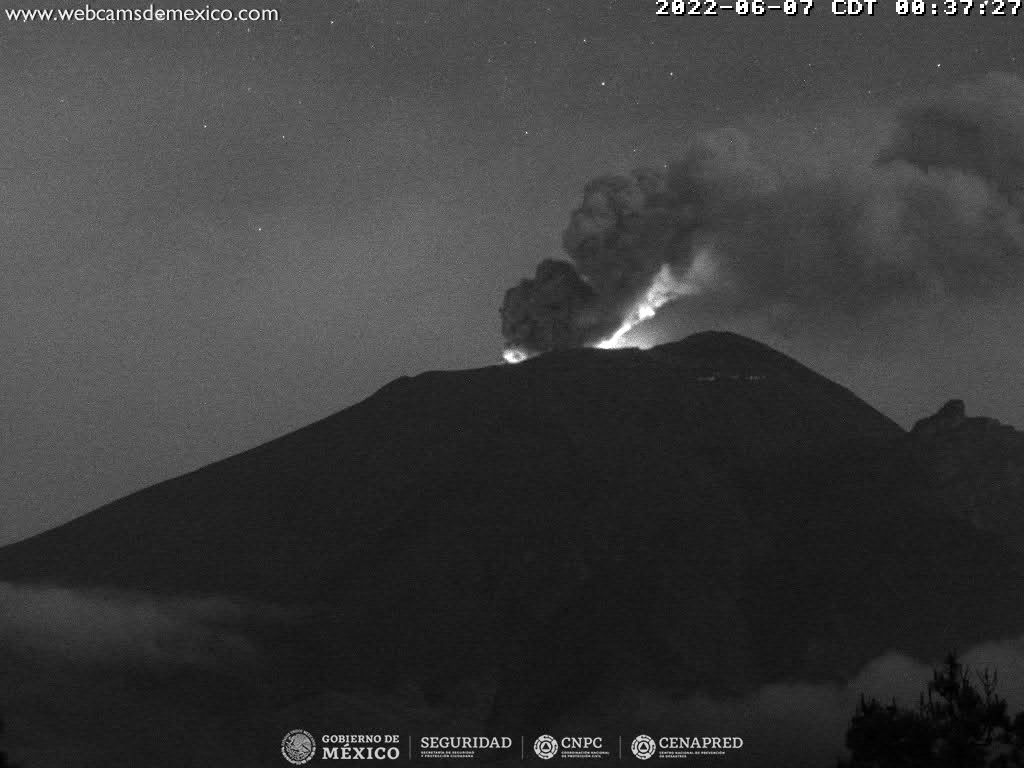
[282,729,317,764]
[534,734,559,759]
[631,734,656,760]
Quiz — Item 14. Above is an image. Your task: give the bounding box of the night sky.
[3,0,1023,543]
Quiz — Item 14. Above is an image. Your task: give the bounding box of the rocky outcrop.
[910,399,1024,546]
[911,398,968,438]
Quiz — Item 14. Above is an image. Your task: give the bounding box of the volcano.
[2,331,1023,766]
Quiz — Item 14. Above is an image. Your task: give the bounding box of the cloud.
[501,73,1024,358]
[0,582,301,766]
[0,581,258,667]
[882,72,1024,205]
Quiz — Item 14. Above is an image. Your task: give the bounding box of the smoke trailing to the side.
[500,73,1024,360]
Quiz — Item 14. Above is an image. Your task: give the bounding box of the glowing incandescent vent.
[501,248,717,363]
[502,347,530,364]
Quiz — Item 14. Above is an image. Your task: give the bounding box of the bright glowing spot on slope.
[503,348,529,364]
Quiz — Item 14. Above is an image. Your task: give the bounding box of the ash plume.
[501,73,1024,359]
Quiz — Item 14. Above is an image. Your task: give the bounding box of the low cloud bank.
[0,581,258,667]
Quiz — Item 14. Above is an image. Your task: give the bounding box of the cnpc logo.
[559,736,603,750]
[534,734,605,759]
[533,734,558,759]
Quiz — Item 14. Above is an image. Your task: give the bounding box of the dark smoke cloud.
[499,259,610,352]
[501,73,1024,358]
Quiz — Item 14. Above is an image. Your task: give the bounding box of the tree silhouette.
[841,653,1024,767]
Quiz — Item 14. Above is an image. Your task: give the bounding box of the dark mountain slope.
[1,330,1022,751]
[0,331,900,598]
